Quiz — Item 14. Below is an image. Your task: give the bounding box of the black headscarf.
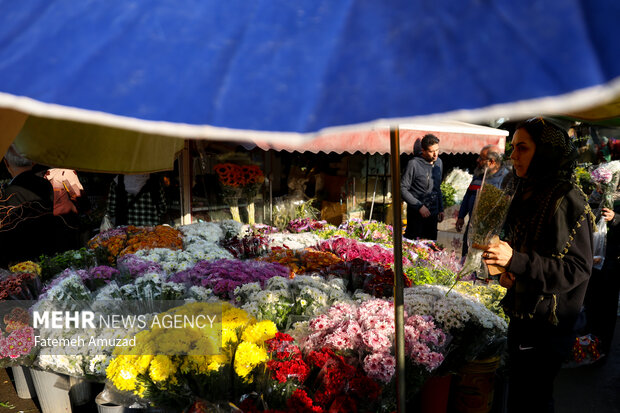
[505,118,589,257]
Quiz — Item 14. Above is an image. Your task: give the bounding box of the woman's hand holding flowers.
[601,207,615,222]
[483,240,513,268]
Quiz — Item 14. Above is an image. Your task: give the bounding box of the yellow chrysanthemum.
[149,355,177,383]
[222,328,239,346]
[106,356,139,392]
[222,307,252,330]
[241,320,277,344]
[9,261,41,275]
[233,341,268,382]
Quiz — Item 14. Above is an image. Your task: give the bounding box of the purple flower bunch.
[287,218,328,233]
[301,299,446,384]
[218,234,270,259]
[169,258,290,300]
[116,254,163,278]
[80,265,121,291]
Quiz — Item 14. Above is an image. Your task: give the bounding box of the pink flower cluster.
[317,237,410,267]
[301,299,446,384]
[591,166,613,184]
[0,327,35,359]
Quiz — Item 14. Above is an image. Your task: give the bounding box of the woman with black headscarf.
[483,118,595,413]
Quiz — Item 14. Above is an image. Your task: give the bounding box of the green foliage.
[441,181,457,208]
[38,248,97,282]
[404,266,456,286]
[574,165,595,195]
[272,198,320,230]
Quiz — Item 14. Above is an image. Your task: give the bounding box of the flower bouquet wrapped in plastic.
[590,160,620,269]
[456,171,517,282]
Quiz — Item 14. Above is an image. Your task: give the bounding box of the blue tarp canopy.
[1,0,620,168]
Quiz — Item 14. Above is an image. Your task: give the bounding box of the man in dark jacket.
[455,144,509,257]
[401,134,444,240]
[0,145,73,268]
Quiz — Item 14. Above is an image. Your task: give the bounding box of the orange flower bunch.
[260,248,342,275]
[88,231,128,264]
[213,163,264,188]
[88,226,183,263]
[120,225,183,256]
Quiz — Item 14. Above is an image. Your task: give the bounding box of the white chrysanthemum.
[267,232,321,250]
[265,276,290,291]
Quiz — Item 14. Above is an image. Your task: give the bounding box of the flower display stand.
[420,374,452,413]
[451,356,500,413]
[10,365,36,399]
[29,368,92,413]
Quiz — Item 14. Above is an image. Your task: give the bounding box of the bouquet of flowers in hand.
[590,161,620,268]
[591,160,620,211]
[456,171,517,282]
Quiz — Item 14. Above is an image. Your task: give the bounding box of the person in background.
[583,199,620,364]
[455,144,509,258]
[483,118,593,412]
[0,145,77,267]
[401,134,444,240]
[105,173,168,227]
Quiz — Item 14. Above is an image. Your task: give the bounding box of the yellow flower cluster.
[106,302,278,396]
[9,261,41,275]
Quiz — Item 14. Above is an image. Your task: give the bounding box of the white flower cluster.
[217,219,244,239]
[291,275,351,316]
[267,232,321,250]
[134,246,232,273]
[179,222,225,245]
[233,275,353,329]
[404,284,507,333]
[37,273,92,305]
[36,320,142,378]
[444,167,473,204]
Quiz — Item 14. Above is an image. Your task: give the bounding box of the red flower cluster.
[321,258,412,299]
[213,163,265,188]
[305,348,381,411]
[266,333,310,385]
[0,272,41,301]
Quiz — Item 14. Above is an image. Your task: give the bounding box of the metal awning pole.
[390,126,406,413]
[179,139,192,225]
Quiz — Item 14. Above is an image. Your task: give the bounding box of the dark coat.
[400,156,444,215]
[0,171,69,267]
